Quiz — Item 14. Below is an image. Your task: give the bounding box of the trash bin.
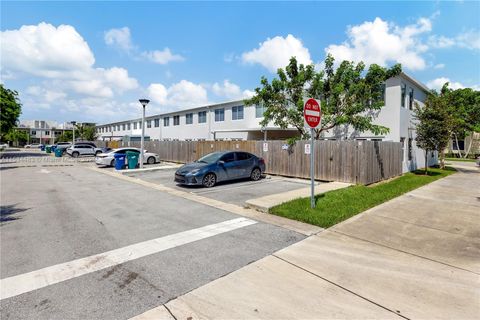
[114,153,126,170]
[40,145,45,151]
[51,145,57,152]
[55,148,63,157]
[126,151,140,169]
[45,146,52,153]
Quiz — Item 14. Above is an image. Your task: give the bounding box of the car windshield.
[196,152,224,164]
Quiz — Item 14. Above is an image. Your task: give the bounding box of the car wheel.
[72,151,80,158]
[147,156,155,164]
[202,173,216,188]
[110,159,115,167]
[251,167,261,181]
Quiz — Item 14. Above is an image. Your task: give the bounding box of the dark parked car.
[175,151,266,187]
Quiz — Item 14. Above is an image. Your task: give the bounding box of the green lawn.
[270,167,456,229]
[445,157,477,162]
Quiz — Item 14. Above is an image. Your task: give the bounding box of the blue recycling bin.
[51,145,57,152]
[40,145,45,151]
[114,153,126,170]
[55,148,63,157]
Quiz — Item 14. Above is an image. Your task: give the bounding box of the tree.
[245,54,402,141]
[57,131,73,142]
[1,85,22,141]
[76,123,98,141]
[414,95,450,173]
[440,84,480,158]
[4,129,29,147]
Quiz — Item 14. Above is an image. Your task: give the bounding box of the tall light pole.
[139,99,150,168]
[71,121,76,146]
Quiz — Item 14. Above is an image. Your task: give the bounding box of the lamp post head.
[139,99,150,107]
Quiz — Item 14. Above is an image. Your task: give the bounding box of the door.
[235,152,254,177]
[218,152,238,179]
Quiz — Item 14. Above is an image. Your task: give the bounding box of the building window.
[147,120,152,128]
[185,113,193,124]
[45,131,50,135]
[215,108,225,122]
[400,137,405,160]
[154,119,160,127]
[401,83,406,108]
[232,106,244,120]
[255,104,265,118]
[198,111,207,123]
[31,130,36,135]
[409,88,414,110]
[408,138,413,161]
[133,122,137,130]
[173,115,180,126]
[139,121,142,129]
[164,117,170,127]
[122,124,125,130]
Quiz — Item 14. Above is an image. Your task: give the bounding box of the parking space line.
[190,179,278,195]
[88,166,322,236]
[0,217,256,300]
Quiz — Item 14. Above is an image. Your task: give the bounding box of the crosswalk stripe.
[0,217,256,300]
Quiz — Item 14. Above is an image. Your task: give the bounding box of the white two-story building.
[97,72,434,172]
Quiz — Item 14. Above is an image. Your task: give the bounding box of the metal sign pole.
[310,127,315,208]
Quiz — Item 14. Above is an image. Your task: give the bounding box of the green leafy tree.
[76,124,98,141]
[245,54,402,142]
[1,85,22,140]
[4,129,29,147]
[414,96,450,173]
[57,131,73,142]
[440,84,480,158]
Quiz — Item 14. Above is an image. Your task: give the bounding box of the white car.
[95,148,160,167]
[24,143,41,149]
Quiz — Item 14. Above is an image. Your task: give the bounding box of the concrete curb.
[245,181,352,213]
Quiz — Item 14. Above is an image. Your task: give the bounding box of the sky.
[1,1,479,124]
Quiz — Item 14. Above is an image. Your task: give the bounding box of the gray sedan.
[175,151,266,187]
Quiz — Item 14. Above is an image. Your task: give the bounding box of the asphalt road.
[0,155,304,319]
[126,168,311,207]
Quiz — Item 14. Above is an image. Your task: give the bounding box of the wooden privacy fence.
[97,140,402,185]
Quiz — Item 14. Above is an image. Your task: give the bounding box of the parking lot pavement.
[0,164,304,319]
[124,168,314,207]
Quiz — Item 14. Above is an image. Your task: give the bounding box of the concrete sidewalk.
[245,181,351,213]
[132,166,479,319]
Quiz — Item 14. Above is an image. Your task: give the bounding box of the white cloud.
[212,80,252,100]
[142,48,185,64]
[1,22,95,78]
[104,27,134,52]
[1,23,138,99]
[147,80,208,109]
[242,34,312,72]
[429,30,480,50]
[325,17,431,70]
[433,63,445,69]
[427,77,480,91]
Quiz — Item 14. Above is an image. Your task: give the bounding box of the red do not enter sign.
[304,98,321,128]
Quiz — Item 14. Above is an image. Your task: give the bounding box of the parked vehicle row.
[95,148,160,166]
[175,151,265,188]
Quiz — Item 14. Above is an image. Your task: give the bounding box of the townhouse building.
[17,120,74,145]
[97,72,434,172]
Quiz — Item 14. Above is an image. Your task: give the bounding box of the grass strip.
[270,167,456,229]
